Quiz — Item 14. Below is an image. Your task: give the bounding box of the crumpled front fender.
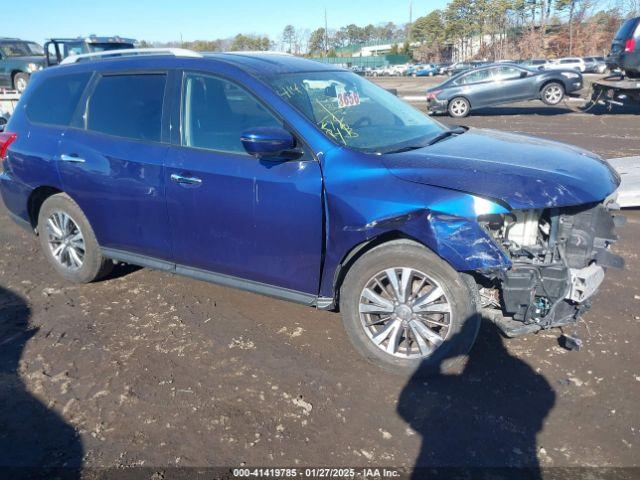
[319,148,512,300]
[426,212,511,271]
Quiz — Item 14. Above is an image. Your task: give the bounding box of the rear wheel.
[13,73,29,93]
[448,96,470,118]
[37,193,112,283]
[340,241,480,377]
[541,82,565,105]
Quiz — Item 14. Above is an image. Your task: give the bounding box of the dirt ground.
[0,76,639,476]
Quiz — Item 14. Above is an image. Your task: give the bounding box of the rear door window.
[25,73,91,126]
[493,66,522,80]
[455,69,493,85]
[87,74,166,142]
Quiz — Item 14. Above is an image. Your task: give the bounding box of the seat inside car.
[186,76,242,151]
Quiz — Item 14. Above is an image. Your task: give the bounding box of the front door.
[164,72,324,295]
[490,66,536,102]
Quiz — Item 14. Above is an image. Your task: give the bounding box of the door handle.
[60,154,86,163]
[170,173,202,186]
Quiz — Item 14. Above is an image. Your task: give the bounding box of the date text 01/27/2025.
[232,467,402,478]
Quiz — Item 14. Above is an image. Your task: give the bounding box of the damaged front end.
[474,202,625,337]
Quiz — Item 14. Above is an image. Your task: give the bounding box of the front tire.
[37,193,112,283]
[541,82,565,105]
[340,241,480,377]
[13,73,29,93]
[448,96,470,118]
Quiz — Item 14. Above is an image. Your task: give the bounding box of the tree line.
[138,34,272,52]
[411,0,640,62]
[138,0,639,60]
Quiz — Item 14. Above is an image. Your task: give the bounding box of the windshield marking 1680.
[269,71,445,154]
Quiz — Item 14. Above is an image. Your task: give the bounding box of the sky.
[10,0,449,46]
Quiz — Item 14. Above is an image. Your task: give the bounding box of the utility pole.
[408,0,413,42]
[324,8,329,57]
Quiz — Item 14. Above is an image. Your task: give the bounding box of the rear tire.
[37,193,112,283]
[340,240,480,377]
[447,96,470,118]
[541,82,565,105]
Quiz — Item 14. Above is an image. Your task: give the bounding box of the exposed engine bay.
[476,202,624,337]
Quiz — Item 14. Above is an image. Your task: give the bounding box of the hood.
[382,128,620,210]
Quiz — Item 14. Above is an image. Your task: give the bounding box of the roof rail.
[223,50,293,56]
[60,48,202,65]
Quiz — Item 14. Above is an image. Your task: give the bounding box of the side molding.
[101,247,329,308]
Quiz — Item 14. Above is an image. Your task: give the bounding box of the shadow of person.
[397,318,555,479]
[0,286,83,478]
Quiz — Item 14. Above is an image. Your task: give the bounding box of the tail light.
[624,38,636,53]
[0,132,17,160]
[426,89,442,101]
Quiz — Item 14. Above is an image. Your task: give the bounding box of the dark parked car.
[606,16,640,77]
[0,50,622,375]
[426,63,583,117]
[0,38,45,93]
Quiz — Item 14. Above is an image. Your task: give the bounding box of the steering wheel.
[353,116,372,128]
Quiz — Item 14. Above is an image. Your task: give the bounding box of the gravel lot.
[0,76,639,475]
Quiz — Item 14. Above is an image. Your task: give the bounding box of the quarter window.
[87,74,166,142]
[182,73,282,154]
[25,73,91,126]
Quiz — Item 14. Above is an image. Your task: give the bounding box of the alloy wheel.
[358,267,452,359]
[450,99,468,116]
[544,85,563,104]
[46,211,85,270]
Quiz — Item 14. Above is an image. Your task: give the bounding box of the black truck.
[606,16,640,78]
[44,36,136,66]
[592,16,640,109]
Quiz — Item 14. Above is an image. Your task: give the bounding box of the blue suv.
[0,50,623,375]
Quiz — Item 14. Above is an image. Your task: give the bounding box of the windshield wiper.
[381,126,469,154]
[427,126,468,146]
[383,145,426,154]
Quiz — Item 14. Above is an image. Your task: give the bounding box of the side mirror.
[520,71,528,78]
[241,127,297,158]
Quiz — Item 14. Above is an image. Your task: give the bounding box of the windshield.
[267,71,445,153]
[0,41,43,57]
[27,42,44,55]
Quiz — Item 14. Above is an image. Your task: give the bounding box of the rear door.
[454,68,496,108]
[56,71,174,260]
